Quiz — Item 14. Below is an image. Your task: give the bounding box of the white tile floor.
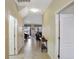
[9,36,51,59]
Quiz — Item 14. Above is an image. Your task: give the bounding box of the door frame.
[14,18,18,55]
[55,1,74,59]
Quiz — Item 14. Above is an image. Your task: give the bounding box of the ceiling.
[15,0,52,17]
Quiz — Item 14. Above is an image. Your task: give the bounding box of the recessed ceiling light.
[30,8,40,13]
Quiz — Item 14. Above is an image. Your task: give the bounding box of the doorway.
[55,2,74,59]
[9,15,18,56]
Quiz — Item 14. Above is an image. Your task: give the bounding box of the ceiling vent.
[18,0,30,2]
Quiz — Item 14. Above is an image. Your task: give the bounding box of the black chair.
[35,32,42,41]
[24,33,29,40]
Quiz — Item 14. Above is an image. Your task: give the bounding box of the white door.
[9,15,15,55]
[60,14,74,59]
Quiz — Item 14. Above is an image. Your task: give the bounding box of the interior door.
[9,15,15,55]
[60,14,74,59]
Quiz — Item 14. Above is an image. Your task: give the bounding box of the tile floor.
[9,36,51,59]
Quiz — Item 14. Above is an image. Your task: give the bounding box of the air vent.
[18,0,30,2]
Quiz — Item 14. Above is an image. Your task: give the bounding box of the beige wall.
[5,0,24,59]
[42,0,73,59]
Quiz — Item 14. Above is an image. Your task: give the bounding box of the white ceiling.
[15,0,52,25]
[15,0,52,17]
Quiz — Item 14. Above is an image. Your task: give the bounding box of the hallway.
[5,0,74,59]
[9,36,51,59]
[24,36,51,59]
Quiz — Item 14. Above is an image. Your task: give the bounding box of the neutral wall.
[42,0,73,59]
[24,13,42,25]
[5,0,24,59]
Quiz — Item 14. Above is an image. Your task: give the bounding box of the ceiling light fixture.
[30,8,40,13]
